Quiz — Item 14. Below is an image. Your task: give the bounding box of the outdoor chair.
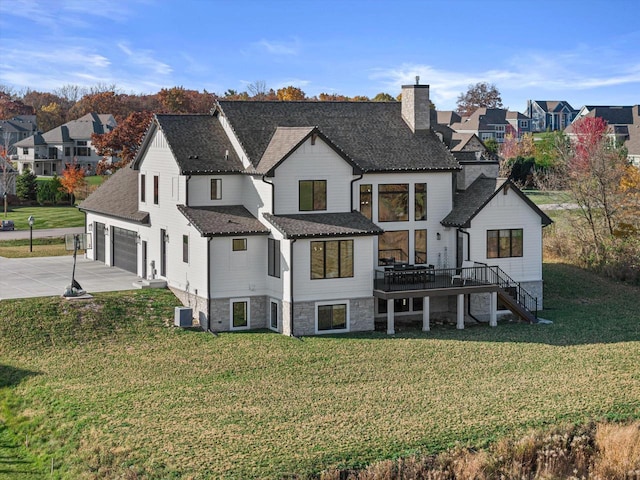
[451,260,475,285]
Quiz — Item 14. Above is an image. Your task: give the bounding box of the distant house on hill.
[449,108,531,143]
[526,100,577,132]
[14,113,116,176]
[0,115,38,156]
[567,105,640,167]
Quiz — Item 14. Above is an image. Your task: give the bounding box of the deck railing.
[373,264,538,318]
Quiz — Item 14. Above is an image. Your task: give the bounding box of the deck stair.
[490,266,538,323]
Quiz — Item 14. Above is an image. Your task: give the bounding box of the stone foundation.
[291,297,375,336]
[169,287,209,327]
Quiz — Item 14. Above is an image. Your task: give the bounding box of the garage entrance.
[112,227,137,274]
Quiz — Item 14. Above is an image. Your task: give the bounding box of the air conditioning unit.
[174,307,193,327]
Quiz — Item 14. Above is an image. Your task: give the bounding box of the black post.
[29,223,33,252]
[71,235,78,290]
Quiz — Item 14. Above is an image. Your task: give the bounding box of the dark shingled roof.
[144,114,244,174]
[441,175,552,228]
[263,211,383,239]
[177,205,270,237]
[79,166,149,223]
[216,101,459,172]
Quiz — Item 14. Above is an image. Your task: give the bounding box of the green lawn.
[0,237,71,257]
[523,190,573,205]
[0,263,638,479]
[0,206,84,230]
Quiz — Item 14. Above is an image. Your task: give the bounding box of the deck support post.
[490,292,498,327]
[386,298,395,335]
[422,296,430,332]
[456,294,465,329]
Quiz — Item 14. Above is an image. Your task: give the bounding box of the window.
[140,174,146,202]
[268,238,280,278]
[378,184,408,222]
[487,229,523,258]
[211,179,221,200]
[231,299,249,329]
[311,240,353,279]
[520,120,529,129]
[182,235,188,263]
[495,125,505,131]
[232,238,247,251]
[65,147,70,157]
[317,303,347,332]
[360,184,372,219]
[270,301,278,330]
[378,230,408,265]
[23,148,28,155]
[153,175,159,205]
[299,180,326,211]
[415,229,427,264]
[415,183,426,221]
[75,142,90,157]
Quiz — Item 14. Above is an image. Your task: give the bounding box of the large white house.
[80,83,551,335]
[14,113,116,176]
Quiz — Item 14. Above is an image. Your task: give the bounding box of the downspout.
[262,175,275,213]
[206,236,213,333]
[350,173,363,211]
[185,174,192,206]
[289,238,297,337]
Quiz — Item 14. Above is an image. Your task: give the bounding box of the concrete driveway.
[0,256,140,300]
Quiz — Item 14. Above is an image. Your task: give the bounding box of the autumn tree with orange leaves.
[59,160,86,205]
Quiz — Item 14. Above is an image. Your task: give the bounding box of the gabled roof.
[0,115,37,133]
[14,132,46,148]
[441,175,552,228]
[530,100,575,113]
[14,112,115,147]
[450,132,485,152]
[253,126,361,176]
[575,106,635,126]
[79,166,149,224]
[449,108,513,131]
[435,110,462,126]
[177,205,269,237]
[216,101,459,172]
[133,114,244,174]
[264,211,383,239]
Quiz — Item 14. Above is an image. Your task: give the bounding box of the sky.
[1,0,639,112]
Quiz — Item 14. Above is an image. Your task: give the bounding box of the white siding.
[273,137,354,214]
[209,235,268,298]
[292,237,374,302]
[188,174,245,206]
[469,189,543,282]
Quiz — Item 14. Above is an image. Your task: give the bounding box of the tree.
[0,91,34,119]
[372,92,396,102]
[456,82,503,116]
[92,111,153,169]
[483,137,499,154]
[16,166,37,201]
[318,93,350,101]
[276,86,306,101]
[67,91,130,121]
[557,116,636,268]
[59,161,86,205]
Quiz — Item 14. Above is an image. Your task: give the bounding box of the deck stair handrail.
[487,265,538,320]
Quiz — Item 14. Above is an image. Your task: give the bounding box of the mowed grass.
[0,237,72,257]
[523,190,573,205]
[0,264,639,479]
[1,206,84,230]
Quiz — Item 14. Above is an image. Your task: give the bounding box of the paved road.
[0,226,84,241]
[0,255,139,300]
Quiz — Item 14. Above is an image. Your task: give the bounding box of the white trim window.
[230,298,250,330]
[315,301,349,334]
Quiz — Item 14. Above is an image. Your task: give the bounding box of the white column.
[456,294,465,329]
[422,296,430,332]
[386,298,395,335]
[490,291,498,327]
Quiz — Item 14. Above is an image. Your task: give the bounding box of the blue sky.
[1,0,639,112]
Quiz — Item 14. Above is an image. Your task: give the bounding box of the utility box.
[174,307,193,327]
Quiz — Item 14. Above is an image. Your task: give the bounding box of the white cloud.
[256,39,300,56]
[117,42,173,76]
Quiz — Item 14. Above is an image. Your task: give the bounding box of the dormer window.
[299,180,326,211]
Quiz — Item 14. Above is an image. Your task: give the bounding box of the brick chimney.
[401,77,430,132]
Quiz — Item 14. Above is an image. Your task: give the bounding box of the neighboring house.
[567,105,640,167]
[14,113,116,176]
[0,115,38,156]
[526,100,577,132]
[449,108,531,143]
[80,84,551,336]
[0,157,17,196]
